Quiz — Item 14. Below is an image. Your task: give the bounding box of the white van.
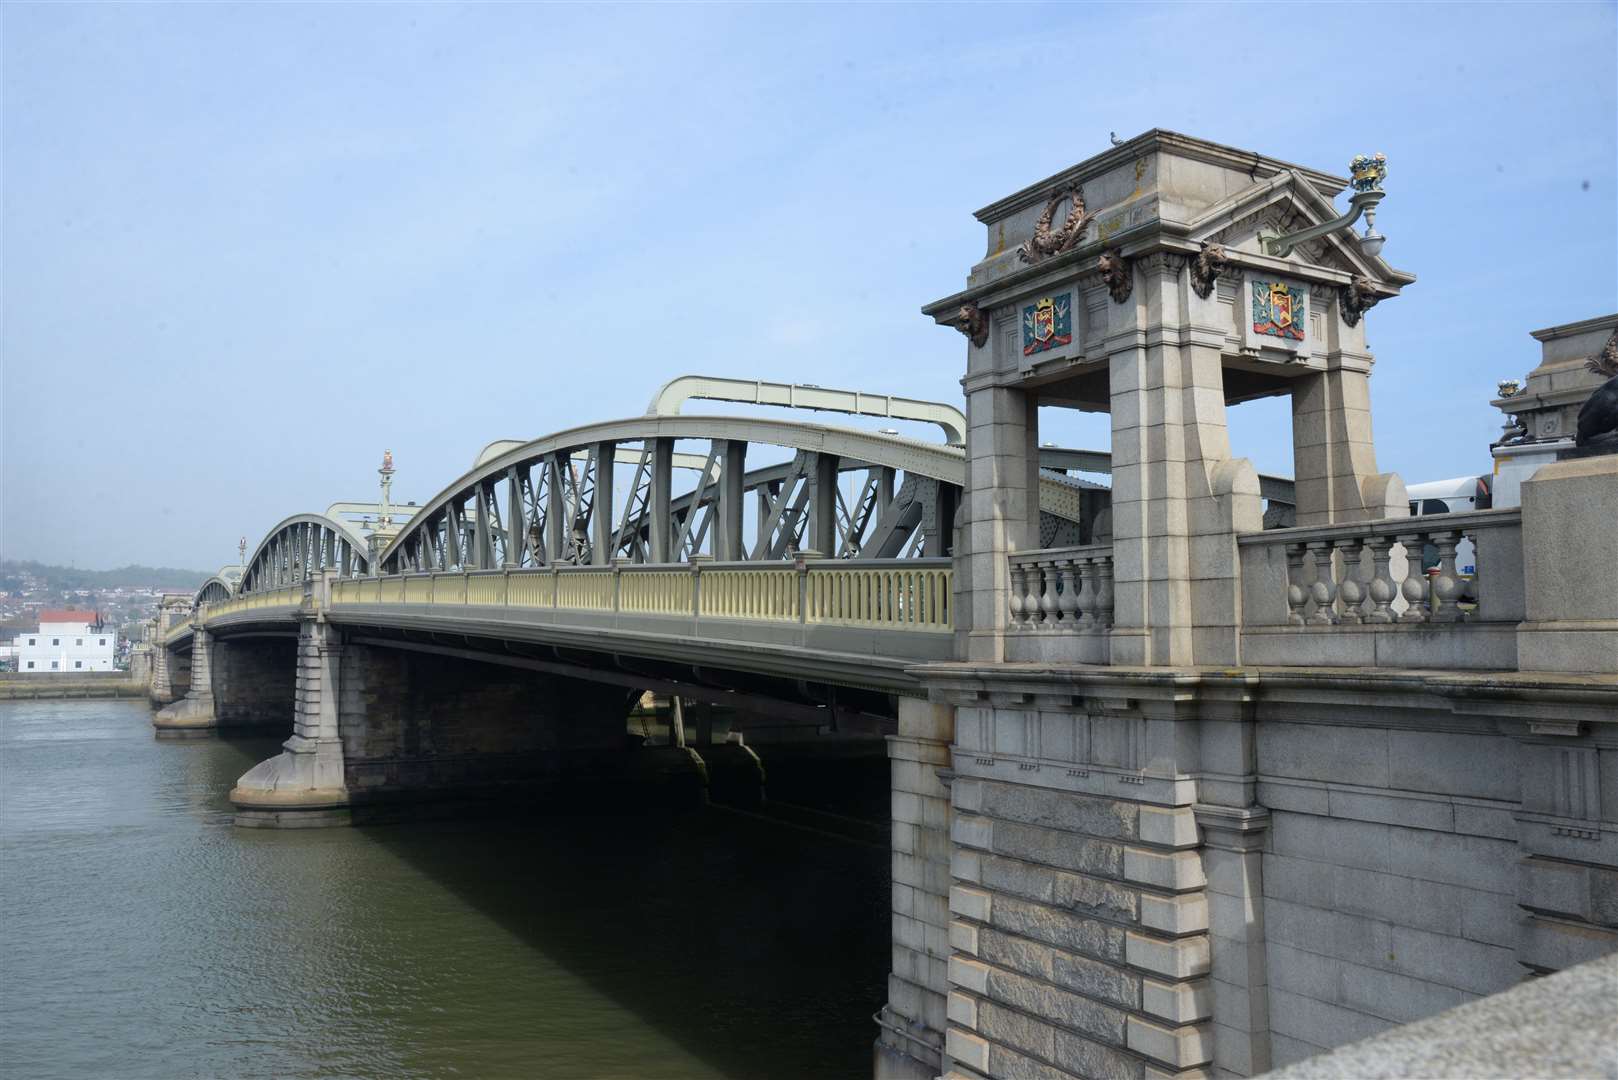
[1405,475,1491,576]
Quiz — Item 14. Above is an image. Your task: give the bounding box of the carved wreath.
[1018,186,1093,264]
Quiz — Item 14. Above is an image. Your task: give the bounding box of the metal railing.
[316,559,953,633]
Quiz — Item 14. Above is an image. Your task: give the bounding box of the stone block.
[991,893,1126,961]
[949,954,991,994]
[1327,789,1455,833]
[978,926,1055,981]
[1338,959,1475,1025]
[1385,730,1518,802]
[1208,976,1266,1034]
[1051,949,1142,1008]
[1386,924,1524,995]
[1140,806,1199,849]
[1516,914,1618,972]
[952,814,993,851]
[1519,857,1618,926]
[1328,865,1466,937]
[1127,1016,1212,1069]
[953,848,983,885]
[1125,847,1207,891]
[1052,1030,1144,1080]
[1261,941,1339,1005]
[945,1027,990,1074]
[1263,853,1335,910]
[899,698,955,741]
[1141,892,1211,936]
[1268,1032,1329,1070]
[986,964,1128,1043]
[950,883,993,924]
[1264,898,1390,964]
[951,918,980,956]
[1269,812,1390,872]
[993,820,1123,878]
[1256,723,1389,787]
[978,780,1139,840]
[1385,829,1517,894]
[1267,988,1392,1051]
[1453,802,1518,841]
[947,990,978,1030]
[1126,930,1210,979]
[894,913,925,952]
[1460,887,1525,949]
[1142,978,1212,1025]
[1053,867,1141,922]
[977,1000,1056,1060]
[1254,779,1329,816]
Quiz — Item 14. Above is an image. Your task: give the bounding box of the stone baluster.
[1396,532,1430,623]
[1009,561,1028,629]
[1038,559,1061,630]
[1306,541,1337,625]
[1430,530,1465,623]
[1285,543,1309,627]
[1364,534,1397,624]
[1023,562,1043,628]
[1056,557,1081,628]
[1095,556,1115,629]
[1077,557,1099,631]
[1335,536,1367,624]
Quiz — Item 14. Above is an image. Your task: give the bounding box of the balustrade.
[1006,545,1114,634]
[1242,509,1522,629]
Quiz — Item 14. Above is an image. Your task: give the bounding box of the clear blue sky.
[3,2,1614,571]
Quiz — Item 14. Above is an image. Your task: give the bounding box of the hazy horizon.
[4,2,1615,572]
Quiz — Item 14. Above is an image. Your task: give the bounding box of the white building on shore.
[14,610,117,672]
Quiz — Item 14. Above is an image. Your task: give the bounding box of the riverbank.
[0,674,146,700]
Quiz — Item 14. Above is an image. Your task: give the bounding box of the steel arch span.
[240,514,373,594]
[377,415,1102,575]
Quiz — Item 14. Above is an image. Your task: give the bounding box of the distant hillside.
[0,560,214,591]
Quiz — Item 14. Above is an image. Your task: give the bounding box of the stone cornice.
[970,129,1348,224]
[1530,312,1618,343]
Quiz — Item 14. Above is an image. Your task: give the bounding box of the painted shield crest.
[1252,280,1307,342]
[1022,295,1073,357]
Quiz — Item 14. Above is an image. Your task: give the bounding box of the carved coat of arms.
[1022,295,1072,357]
[1252,280,1307,341]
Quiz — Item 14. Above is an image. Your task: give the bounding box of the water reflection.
[0,701,889,1079]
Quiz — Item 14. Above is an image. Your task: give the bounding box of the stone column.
[1289,317,1406,526]
[1107,254,1257,665]
[152,622,217,735]
[960,384,1037,662]
[875,698,956,1079]
[230,575,350,826]
[1516,455,1618,673]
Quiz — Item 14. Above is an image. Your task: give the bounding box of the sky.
[3,2,1615,572]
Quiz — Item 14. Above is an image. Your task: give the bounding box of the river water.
[0,700,890,1079]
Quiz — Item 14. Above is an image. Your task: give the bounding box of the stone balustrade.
[1237,508,1526,669]
[1004,545,1114,664]
[1006,544,1115,633]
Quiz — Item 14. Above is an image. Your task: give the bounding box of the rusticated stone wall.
[211,637,296,731]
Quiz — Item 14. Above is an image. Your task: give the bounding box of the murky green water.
[0,701,889,1079]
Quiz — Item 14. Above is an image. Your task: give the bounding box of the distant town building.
[14,610,116,672]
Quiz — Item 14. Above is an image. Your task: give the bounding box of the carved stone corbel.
[1190,242,1232,299]
[1339,276,1381,327]
[951,303,990,348]
[1097,249,1133,304]
[1018,186,1093,264]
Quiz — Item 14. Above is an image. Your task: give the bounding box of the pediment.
[1184,169,1414,293]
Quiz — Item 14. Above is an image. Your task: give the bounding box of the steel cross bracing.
[238,514,372,595]
[373,416,1098,576]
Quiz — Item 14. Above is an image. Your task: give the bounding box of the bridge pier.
[152,626,215,736]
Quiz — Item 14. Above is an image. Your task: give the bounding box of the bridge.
[143,132,1618,1080]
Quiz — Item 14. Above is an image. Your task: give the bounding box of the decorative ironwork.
[1018,187,1093,264]
[1350,153,1387,193]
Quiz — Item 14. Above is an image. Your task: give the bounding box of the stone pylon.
[229,575,350,826]
[152,622,216,734]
